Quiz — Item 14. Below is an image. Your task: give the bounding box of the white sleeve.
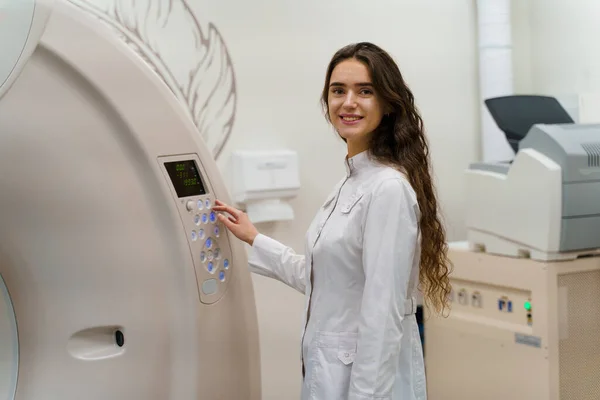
[348,178,419,400]
[246,233,306,294]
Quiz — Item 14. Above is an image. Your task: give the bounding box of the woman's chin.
[337,128,369,143]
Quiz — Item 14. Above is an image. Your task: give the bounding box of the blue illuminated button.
[214,226,220,237]
[200,251,207,263]
[205,199,211,209]
[194,215,201,225]
[205,238,212,249]
[191,230,197,241]
[219,271,225,281]
[223,259,230,269]
[210,212,216,223]
[198,229,205,239]
[207,262,214,273]
[202,213,208,224]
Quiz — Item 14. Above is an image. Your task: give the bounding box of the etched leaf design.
[68,0,237,159]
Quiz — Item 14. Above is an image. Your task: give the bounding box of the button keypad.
[184,194,231,297]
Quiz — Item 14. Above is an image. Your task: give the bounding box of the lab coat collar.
[344,150,372,177]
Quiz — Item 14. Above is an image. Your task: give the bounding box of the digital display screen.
[164,160,207,198]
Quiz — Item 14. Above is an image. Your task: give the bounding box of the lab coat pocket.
[340,192,363,214]
[308,331,357,400]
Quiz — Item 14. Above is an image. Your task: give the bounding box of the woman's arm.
[213,199,306,294]
[247,234,306,294]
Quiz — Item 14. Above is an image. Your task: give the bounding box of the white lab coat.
[248,150,426,399]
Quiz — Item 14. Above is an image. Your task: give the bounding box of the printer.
[466,95,600,261]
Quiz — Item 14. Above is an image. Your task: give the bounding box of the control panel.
[158,154,233,305]
[449,279,533,328]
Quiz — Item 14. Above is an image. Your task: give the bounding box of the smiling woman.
[320,42,452,315]
[326,58,386,157]
[214,42,451,400]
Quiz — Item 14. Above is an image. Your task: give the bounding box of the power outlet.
[471,291,483,308]
[498,296,513,312]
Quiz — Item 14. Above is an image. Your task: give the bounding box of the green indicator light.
[524,301,532,311]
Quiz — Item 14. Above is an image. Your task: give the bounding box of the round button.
[214,248,221,259]
[207,262,214,273]
[202,213,208,224]
[205,199,212,209]
[209,212,216,223]
[191,230,197,241]
[219,271,225,281]
[200,251,206,263]
[198,229,205,239]
[205,237,212,249]
[207,250,214,261]
[186,200,195,211]
[223,259,230,269]
[194,215,201,225]
[197,199,204,210]
[214,226,220,237]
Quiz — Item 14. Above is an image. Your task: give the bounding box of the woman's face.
[327,58,385,153]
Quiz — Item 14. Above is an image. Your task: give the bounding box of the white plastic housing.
[231,150,300,223]
[465,148,563,258]
[0,1,261,399]
[0,0,53,99]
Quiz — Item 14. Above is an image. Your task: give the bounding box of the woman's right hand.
[213,199,259,246]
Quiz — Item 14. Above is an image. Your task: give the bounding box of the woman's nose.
[343,92,357,107]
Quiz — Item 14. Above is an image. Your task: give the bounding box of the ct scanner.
[0,0,261,398]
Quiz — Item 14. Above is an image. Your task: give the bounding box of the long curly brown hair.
[320,42,452,315]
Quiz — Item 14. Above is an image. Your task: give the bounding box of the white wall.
[512,0,600,112]
[190,0,481,398]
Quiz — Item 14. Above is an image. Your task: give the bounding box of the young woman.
[213,42,451,400]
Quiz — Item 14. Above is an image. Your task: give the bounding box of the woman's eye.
[360,89,373,95]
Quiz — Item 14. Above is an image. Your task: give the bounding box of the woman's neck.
[347,140,369,158]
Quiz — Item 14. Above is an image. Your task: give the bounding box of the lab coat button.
[338,350,355,365]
